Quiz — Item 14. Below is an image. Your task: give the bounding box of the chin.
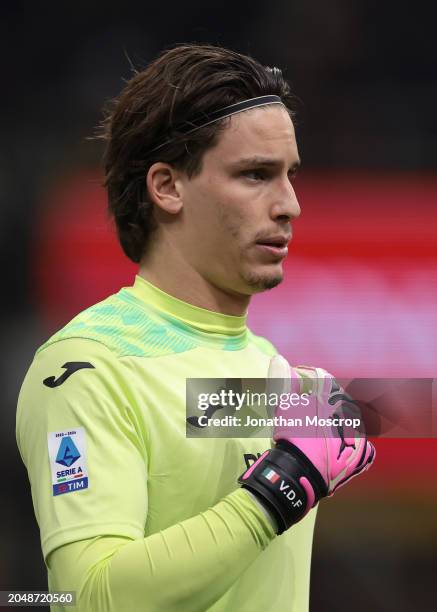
[243,268,284,292]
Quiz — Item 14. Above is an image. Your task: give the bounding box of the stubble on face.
[216,200,284,294]
[245,270,284,291]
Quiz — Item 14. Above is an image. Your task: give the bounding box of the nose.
[270,179,301,222]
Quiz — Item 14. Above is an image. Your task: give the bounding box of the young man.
[17,44,374,611]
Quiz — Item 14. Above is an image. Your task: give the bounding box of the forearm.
[49,489,276,612]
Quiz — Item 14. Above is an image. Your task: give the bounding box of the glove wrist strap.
[238,446,326,535]
[275,440,328,499]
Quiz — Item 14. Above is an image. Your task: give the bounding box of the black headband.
[148,94,283,154]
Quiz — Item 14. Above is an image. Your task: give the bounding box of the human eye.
[288,168,298,182]
[242,168,268,181]
[288,163,300,182]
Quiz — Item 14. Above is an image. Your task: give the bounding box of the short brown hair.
[99,44,295,263]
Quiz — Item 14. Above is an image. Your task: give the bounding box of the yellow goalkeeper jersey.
[16,275,316,611]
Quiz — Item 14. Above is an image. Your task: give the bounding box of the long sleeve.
[48,488,276,612]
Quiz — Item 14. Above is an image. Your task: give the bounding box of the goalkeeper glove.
[239,355,375,534]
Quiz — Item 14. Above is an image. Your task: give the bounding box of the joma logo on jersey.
[43,362,95,388]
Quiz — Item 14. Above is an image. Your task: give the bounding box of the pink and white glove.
[239,355,375,534]
[271,355,375,497]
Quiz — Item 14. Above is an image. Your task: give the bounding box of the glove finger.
[267,355,301,397]
[361,440,376,468]
[329,441,375,494]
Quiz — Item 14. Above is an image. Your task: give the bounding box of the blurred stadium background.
[2,1,436,610]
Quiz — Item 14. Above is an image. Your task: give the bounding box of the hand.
[270,355,375,498]
[239,355,375,534]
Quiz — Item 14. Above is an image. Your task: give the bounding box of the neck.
[139,244,250,317]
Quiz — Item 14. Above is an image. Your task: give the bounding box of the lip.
[255,243,289,258]
[256,234,291,246]
[255,235,291,259]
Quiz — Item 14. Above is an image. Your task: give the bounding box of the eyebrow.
[230,155,301,171]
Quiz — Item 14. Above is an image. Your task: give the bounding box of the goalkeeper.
[16,44,374,612]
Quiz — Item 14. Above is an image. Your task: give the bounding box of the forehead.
[210,105,298,163]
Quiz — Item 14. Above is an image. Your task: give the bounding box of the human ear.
[146,162,183,214]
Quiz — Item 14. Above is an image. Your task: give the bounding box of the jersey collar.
[128,275,248,337]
